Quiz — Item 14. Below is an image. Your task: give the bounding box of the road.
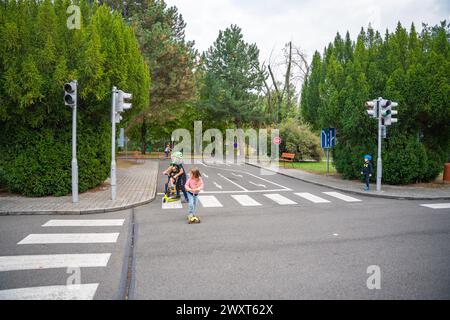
[1,160,449,299]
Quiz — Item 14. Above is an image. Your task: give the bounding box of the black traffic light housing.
[64,81,77,106]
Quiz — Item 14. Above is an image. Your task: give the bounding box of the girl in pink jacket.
[184,167,204,223]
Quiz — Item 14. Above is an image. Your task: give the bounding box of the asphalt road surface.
[1,160,449,299]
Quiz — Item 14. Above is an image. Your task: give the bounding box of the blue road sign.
[329,128,336,147]
[321,128,336,148]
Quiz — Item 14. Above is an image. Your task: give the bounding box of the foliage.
[279,119,323,161]
[200,24,266,128]
[300,22,450,184]
[0,0,149,196]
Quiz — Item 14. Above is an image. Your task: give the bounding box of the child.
[162,163,178,202]
[184,167,204,224]
[164,144,171,159]
[361,154,373,191]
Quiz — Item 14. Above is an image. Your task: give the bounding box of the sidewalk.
[246,162,450,200]
[0,160,159,215]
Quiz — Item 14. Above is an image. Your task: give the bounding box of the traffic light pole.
[111,86,117,201]
[71,81,78,203]
[376,98,382,192]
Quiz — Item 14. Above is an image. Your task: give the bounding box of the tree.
[0,1,149,196]
[300,21,450,184]
[200,24,266,128]
[124,0,198,152]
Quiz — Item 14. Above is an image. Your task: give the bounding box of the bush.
[279,119,324,161]
[0,1,149,196]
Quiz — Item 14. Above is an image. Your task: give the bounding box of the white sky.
[167,0,449,65]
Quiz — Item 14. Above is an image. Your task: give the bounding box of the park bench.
[131,150,145,164]
[280,152,295,167]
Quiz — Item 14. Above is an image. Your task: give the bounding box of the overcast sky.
[167,0,449,65]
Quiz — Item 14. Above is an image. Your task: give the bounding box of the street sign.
[273,136,282,145]
[321,128,336,149]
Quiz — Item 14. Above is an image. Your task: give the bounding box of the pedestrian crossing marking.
[322,192,361,202]
[231,195,262,206]
[0,253,111,272]
[263,194,297,205]
[42,219,125,227]
[294,192,330,203]
[198,196,223,208]
[420,203,450,210]
[18,233,120,245]
[0,284,99,300]
[162,199,183,209]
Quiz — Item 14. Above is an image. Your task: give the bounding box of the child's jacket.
[362,162,373,175]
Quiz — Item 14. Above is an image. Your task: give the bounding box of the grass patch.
[279,161,337,174]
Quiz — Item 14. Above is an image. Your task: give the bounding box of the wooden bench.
[280,152,295,167]
[131,151,145,163]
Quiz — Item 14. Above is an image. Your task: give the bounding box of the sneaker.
[181,199,188,203]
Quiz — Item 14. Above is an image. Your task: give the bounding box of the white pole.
[376,98,382,192]
[111,86,117,200]
[72,80,78,203]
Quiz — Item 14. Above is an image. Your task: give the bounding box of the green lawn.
[279,161,337,174]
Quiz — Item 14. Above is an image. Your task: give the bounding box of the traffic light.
[115,90,132,113]
[365,100,377,118]
[64,81,77,107]
[383,100,398,126]
[114,90,132,123]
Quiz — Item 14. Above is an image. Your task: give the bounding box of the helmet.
[171,151,183,164]
[364,154,372,161]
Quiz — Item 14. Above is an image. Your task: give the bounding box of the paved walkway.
[246,162,450,200]
[0,160,159,215]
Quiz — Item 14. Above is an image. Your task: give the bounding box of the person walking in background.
[185,167,204,224]
[164,144,171,159]
[361,154,373,191]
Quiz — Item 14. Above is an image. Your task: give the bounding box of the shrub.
[279,119,324,161]
[0,1,149,196]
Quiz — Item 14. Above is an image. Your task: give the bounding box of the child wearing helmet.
[171,152,188,202]
[361,154,373,191]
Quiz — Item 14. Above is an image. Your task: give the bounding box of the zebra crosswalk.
[162,191,364,209]
[0,218,125,300]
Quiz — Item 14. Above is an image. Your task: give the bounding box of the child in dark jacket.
[361,154,373,191]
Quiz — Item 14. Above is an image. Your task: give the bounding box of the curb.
[0,170,159,216]
[245,162,450,201]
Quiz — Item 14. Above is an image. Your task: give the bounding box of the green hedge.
[0,0,149,196]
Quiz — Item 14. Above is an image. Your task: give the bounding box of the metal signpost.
[365,97,398,192]
[321,128,336,175]
[64,80,78,203]
[111,87,132,200]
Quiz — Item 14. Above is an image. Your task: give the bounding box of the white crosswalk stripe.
[420,203,450,209]
[294,192,330,203]
[0,217,127,300]
[322,192,361,202]
[159,191,363,209]
[42,219,125,227]
[162,199,183,209]
[198,195,223,207]
[0,284,99,300]
[18,233,120,245]
[0,253,111,272]
[263,193,297,205]
[231,195,262,206]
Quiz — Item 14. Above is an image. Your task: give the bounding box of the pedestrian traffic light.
[383,100,398,126]
[64,81,77,107]
[115,90,132,113]
[365,100,377,118]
